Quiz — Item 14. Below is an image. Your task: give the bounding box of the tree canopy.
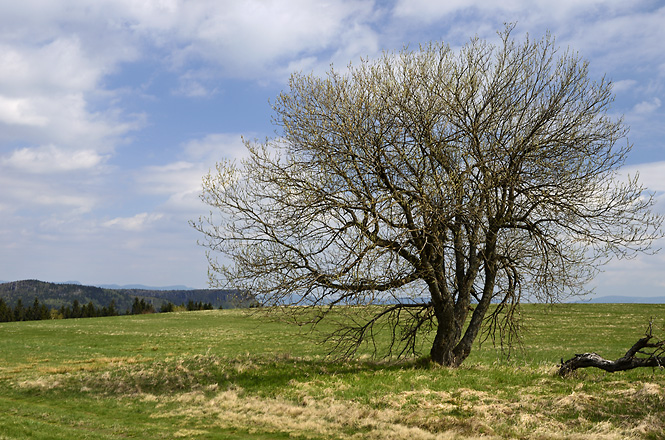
[195,27,662,366]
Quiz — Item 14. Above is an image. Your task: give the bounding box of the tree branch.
[559,323,665,375]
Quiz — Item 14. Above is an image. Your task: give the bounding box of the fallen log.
[559,322,665,376]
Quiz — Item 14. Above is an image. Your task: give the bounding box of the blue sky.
[1,1,664,296]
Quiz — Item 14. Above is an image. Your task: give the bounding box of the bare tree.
[194,26,662,366]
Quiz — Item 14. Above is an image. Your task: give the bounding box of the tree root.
[559,321,665,376]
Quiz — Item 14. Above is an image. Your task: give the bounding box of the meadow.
[0,304,664,439]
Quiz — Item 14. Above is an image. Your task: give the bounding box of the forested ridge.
[0,279,247,317]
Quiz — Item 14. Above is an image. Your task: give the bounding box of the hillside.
[0,279,248,312]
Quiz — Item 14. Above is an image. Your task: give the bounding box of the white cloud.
[103,212,165,231]
[611,79,638,94]
[590,249,665,297]
[133,160,205,216]
[393,0,479,21]
[173,79,216,98]
[391,0,665,74]
[34,194,96,213]
[130,133,248,216]
[1,0,659,90]
[633,97,662,115]
[169,68,222,97]
[621,161,665,193]
[618,162,665,237]
[0,0,379,163]
[0,35,141,159]
[0,38,103,95]
[393,0,635,25]
[327,21,380,71]
[139,161,199,193]
[0,93,142,152]
[2,145,107,173]
[0,170,98,214]
[130,0,379,80]
[567,6,665,77]
[0,96,48,127]
[184,133,247,161]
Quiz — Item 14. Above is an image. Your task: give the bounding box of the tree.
[194,27,662,366]
[14,299,25,321]
[131,297,154,315]
[71,300,81,319]
[160,302,175,313]
[82,301,97,318]
[0,298,12,322]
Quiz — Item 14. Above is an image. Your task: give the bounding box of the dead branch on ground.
[559,321,665,376]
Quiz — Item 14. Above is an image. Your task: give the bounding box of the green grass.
[1,304,664,439]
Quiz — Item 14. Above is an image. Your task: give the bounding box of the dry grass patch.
[152,388,492,440]
[148,380,657,439]
[173,429,210,438]
[17,376,63,391]
[613,382,662,399]
[27,356,659,440]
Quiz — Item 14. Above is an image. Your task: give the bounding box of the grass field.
[1,304,664,439]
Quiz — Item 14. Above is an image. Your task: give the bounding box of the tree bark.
[430,326,459,366]
[559,331,665,376]
[430,301,464,367]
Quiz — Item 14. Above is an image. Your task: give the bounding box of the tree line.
[0,297,218,323]
[0,280,242,312]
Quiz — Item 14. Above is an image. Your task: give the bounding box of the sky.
[1,1,664,297]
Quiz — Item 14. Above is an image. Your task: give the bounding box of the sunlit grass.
[1,305,664,439]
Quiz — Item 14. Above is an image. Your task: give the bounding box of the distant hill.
[96,283,194,291]
[51,281,196,291]
[582,295,665,304]
[0,280,250,312]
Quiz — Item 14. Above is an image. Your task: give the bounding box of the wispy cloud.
[103,212,165,232]
[633,98,662,115]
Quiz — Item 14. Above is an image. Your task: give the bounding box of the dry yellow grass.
[131,370,663,440]
[152,388,487,440]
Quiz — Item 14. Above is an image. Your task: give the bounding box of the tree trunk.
[429,259,499,367]
[430,305,465,367]
[430,323,463,367]
[559,331,665,376]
